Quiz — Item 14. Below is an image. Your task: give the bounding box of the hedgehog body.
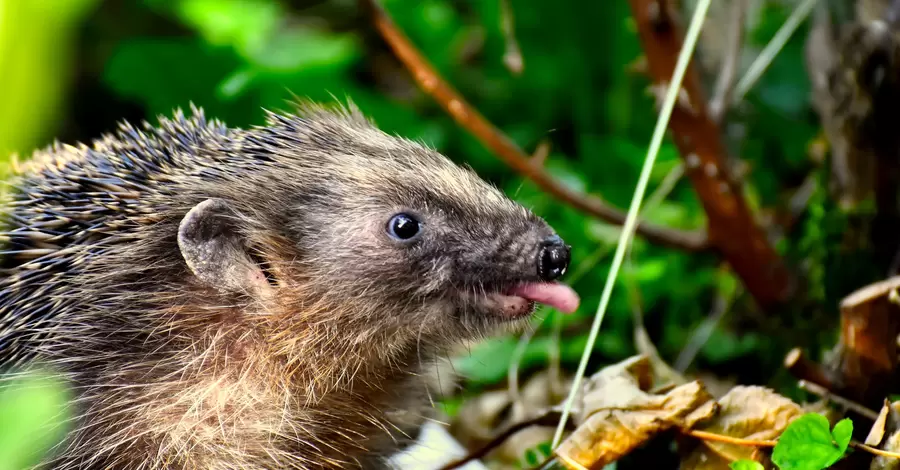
[0,103,577,469]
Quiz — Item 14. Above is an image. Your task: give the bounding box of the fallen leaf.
[869,400,900,470]
[555,355,717,470]
[682,386,804,469]
[866,400,891,447]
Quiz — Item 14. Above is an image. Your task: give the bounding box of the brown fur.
[0,102,564,469]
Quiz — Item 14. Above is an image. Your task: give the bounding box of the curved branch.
[361,0,709,252]
[628,0,793,308]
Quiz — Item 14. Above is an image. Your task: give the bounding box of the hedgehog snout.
[537,235,570,281]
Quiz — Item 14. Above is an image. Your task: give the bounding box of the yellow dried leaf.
[556,355,716,470]
[866,401,891,447]
[869,401,900,470]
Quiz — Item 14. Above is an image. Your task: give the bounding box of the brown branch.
[627,0,793,308]
[361,0,709,252]
[797,380,880,421]
[675,283,733,372]
[784,348,834,390]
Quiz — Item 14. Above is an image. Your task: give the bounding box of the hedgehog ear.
[177,198,275,300]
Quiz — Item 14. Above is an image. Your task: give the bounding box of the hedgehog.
[0,102,579,470]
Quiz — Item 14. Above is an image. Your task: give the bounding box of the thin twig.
[853,442,900,460]
[499,0,523,74]
[361,0,709,252]
[675,282,738,372]
[546,242,615,395]
[709,0,747,122]
[798,380,880,421]
[685,428,900,460]
[530,139,551,166]
[732,0,820,103]
[511,228,622,419]
[551,0,714,449]
[513,234,620,406]
[644,162,685,211]
[534,160,685,389]
[438,411,567,470]
[685,429,777,447]
[784,348,834,390]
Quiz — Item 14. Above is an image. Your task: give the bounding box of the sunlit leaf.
[772,414,852,470]
[175,0,280,52]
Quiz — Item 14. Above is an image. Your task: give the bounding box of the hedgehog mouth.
[475,282,580,320]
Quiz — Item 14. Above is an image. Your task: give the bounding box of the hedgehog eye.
[387,213,420,241]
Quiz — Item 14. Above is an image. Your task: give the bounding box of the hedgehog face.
[373,197,579,324]
[279,142,580,336]
[176,108,578,342]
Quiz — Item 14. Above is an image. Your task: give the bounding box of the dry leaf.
[870,401,900,470]
[681,386,803,470]
[870,430,900,470]
[866,400,891,447]
[555,355,717,470]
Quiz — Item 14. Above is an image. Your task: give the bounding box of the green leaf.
[830,418,853,453]
[632,258,667,283]
[435,395,465,419]
[523,448,541,467]
[772,414,852,470]
[175,0,280,53]
[0,370,71,470]
[246,30,358,74]
[730,461,764,470]
[521,441,553,467]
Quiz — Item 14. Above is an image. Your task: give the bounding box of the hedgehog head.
[172,104,579,349]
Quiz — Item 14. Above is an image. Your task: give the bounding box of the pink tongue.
[509,283,580,314]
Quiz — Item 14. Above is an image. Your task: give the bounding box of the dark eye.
[387,213,420,241]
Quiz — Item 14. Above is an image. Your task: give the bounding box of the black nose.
[537,235,570,281]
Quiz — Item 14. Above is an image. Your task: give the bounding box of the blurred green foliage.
[0,0,100,179]
[0,370,70,470]
[0,0,874,440]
